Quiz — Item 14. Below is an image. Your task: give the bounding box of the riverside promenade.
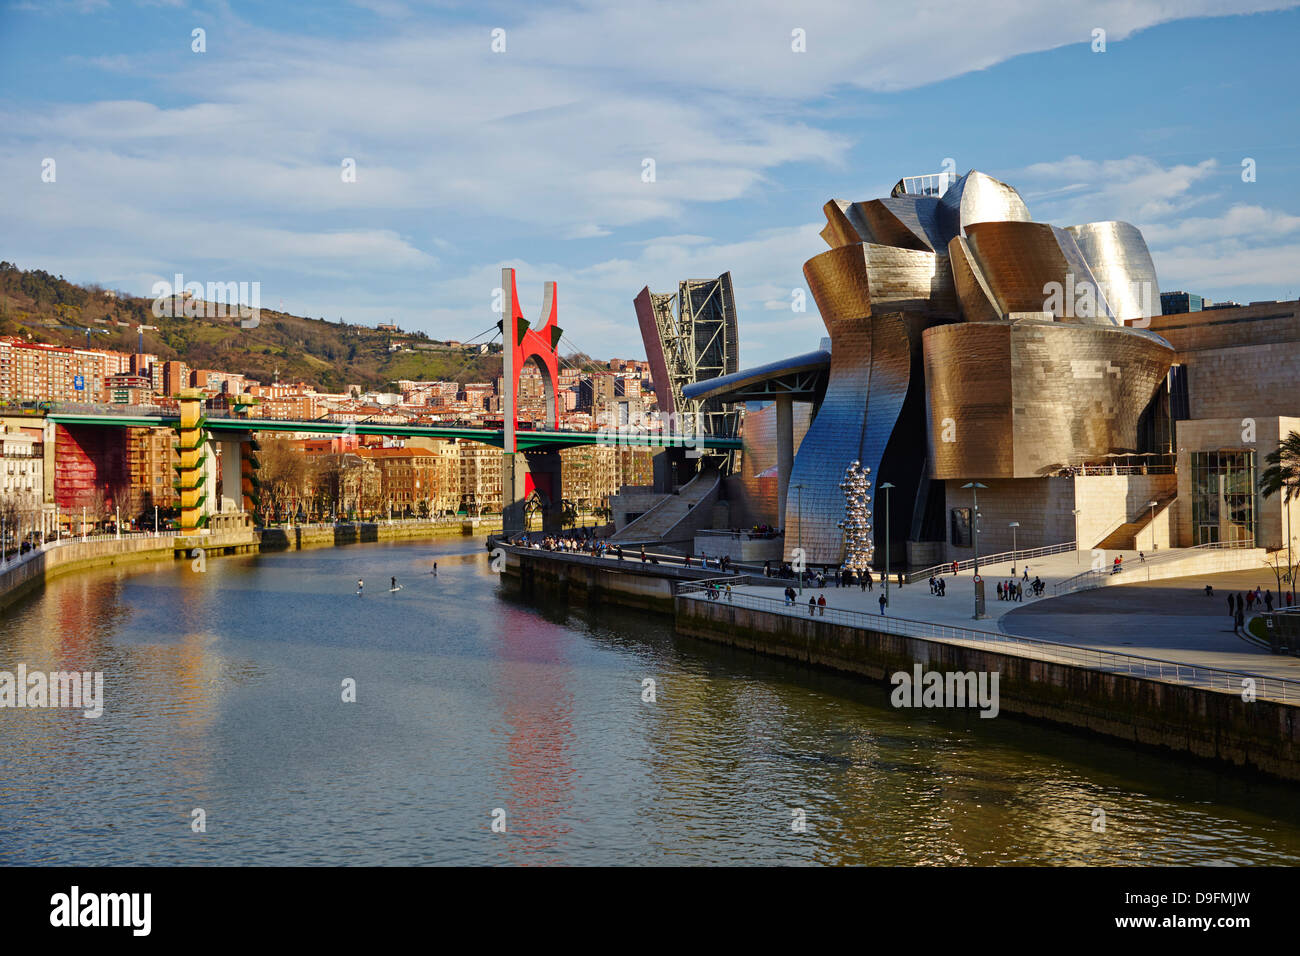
[506,539,1284,686]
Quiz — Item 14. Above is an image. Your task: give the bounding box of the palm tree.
[1260,431,1300,501]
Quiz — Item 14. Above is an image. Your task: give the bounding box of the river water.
[1,538,1298,865]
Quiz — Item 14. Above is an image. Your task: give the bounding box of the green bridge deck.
[45,412,742,452]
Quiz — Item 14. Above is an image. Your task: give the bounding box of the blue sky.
[2,0,1298,366]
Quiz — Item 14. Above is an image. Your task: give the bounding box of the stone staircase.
[610,467,721,546]
[1095,493,1177,552]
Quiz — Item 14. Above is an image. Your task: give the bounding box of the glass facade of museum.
[1190,450,1257,545]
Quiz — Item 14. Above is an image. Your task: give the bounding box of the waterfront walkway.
[1000,568,1300,683]
[536,539,1297,694]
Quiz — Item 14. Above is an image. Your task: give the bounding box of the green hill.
[0,261,503,393]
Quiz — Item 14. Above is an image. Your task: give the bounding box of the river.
[1,538,1298,865]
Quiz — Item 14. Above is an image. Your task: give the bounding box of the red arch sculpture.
[500,267,562,453]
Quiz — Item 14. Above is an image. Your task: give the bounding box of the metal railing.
[696,528,782,539]
[675,582,1300,704]
[1053,538,1258,596]
[0,529,187,572]
[909,541,1076,584]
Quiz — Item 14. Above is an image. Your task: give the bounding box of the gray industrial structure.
[633,272,741,444]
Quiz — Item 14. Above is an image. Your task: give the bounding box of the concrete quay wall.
[1,521,500,614]
[676,596,1300,782]
[259,520,501,552]
[0,531,258,613]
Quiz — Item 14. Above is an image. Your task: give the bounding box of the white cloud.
[3,0,1299,362]
[1141,204,1300,245]
[1015,155,1220,225]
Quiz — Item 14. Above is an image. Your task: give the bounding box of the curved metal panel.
[948,236,1001,323]
[924,320,1174,479]
[804,243,956,324]
[1066,221,1161,324]
[785,310,913,564]
[965,221,1116,325]
[820,200,862,249]
[938,170,1032,238]
[682,349,830,404]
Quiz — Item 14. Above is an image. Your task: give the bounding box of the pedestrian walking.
[809,596,817,616]
[818,594,826,616]
[879,593,887,615]
[1266,589,1274,611]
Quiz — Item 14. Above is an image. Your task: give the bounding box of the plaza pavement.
[1000,567,1300,682]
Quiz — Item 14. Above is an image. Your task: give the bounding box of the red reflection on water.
[492,604,576,864]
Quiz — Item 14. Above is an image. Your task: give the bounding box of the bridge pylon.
[174,389,212,534]
[500,268,563,535]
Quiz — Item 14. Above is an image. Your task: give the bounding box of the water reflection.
[0,539,1298,865]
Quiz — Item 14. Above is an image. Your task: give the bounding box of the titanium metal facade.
[923,320,1175,479]
[961,221,1117,324]
[1065,221,1161,324]
[677,169,1173,564]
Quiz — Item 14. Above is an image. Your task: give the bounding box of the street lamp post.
[1148,500,1158,552]
[880,482,894,607]
[962,482,987,619]
[1009,521,1019,574]
[1072,508,1081,564]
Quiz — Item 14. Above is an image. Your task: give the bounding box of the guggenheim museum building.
[680,170,1300,568]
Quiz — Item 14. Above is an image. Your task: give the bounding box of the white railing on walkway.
[909,541,1077,584]
[676,581,1300,705]
[1052,539,1258,596]
[0,529,189,573]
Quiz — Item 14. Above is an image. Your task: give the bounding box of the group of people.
[692,553,735,572]
[781,587,828,616]
[927,575,948,597]
[703,581,733,601]
[1225,586,1292,629]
